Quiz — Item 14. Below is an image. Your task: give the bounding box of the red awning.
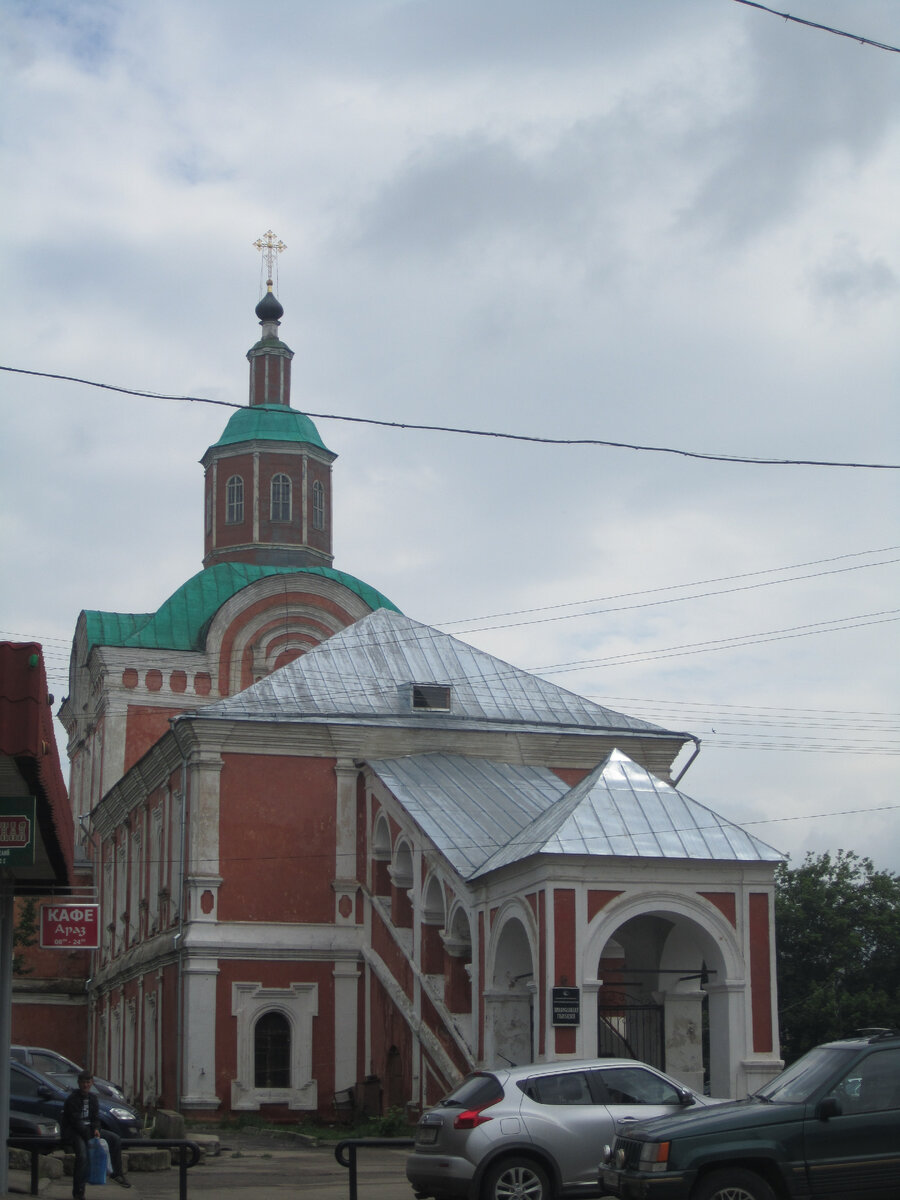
[0,642,74,888]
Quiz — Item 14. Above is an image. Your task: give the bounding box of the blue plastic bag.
[87,1137,109,1185]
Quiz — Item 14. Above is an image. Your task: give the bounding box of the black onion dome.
[255,290,284,323]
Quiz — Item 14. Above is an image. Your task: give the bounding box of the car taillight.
[453,1097,500,1129]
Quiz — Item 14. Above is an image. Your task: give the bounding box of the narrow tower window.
[312,480,325,530]
[226,475,244,525]
[270,473,292,522]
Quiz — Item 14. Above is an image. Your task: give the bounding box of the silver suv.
[406,1058,719,1200]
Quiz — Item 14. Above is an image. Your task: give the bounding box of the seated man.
[60,1070,131,1198]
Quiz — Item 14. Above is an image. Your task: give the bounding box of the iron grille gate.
[598,1002,665,1070]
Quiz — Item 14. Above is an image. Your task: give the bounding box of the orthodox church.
[53,254,784,1119]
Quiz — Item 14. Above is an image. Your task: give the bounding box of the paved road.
[5,1131,617,1200]
[6,1132,415,1200]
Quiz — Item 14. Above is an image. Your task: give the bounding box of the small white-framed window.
[270,473,291,522]
[312,480,325,530]
[226,475,244,525]
[231,982,318,1111]
[255,1011,291,1088]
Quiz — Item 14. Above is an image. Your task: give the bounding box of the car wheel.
[482,1156,552,1200]
[691,1168,777,1200]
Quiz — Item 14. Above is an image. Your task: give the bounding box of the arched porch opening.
[486,912,536,1069]
[390,839,414,928]
[371,812,392,898]
[421,873,446,976]
[590,905,737,1098]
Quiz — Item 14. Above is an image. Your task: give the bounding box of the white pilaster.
[180,955,220,1110]
[333,961,361,1092]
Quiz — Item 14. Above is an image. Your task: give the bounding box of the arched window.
[270,473,291,522]
[254,1010,291,1088]
[225,475,244,525]
[312,480,325,530]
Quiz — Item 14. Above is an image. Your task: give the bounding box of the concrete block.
[7,1148,64,1178]
[122,1147,172,1173]
[152,1109,186,1140]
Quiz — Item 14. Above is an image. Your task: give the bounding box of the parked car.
[9,1061,141,1139]
[9,1110,60,1138]
[10,1046,125,1102]
[406,1058,721,1200]
[600,1028,900,1200]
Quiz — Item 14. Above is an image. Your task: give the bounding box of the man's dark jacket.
[60,1089,99,1143]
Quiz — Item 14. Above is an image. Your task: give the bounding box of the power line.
[732,0,900,54]
[91,800,900,869]
[535,609,900,673]
[436,546,900,628]
[2,364,897,470]
[10,605,899,721]
[447,555,900,635]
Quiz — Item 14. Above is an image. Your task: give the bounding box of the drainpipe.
[672,735,701,787]
[0,883,14,1197]
[169,717,189,1112]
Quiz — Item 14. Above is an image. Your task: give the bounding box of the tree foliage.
[13,897,39,975]
[775,850,900,1061]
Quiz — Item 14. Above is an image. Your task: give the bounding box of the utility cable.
[732,0,900,54]
[1,364,896,470]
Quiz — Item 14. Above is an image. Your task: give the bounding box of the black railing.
[7,1137,202,1200]
[334,1137,415,1200]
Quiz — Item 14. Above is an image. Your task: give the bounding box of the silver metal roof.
[200,608,679,738]
[369,754,568,877]
[370,748,783,879]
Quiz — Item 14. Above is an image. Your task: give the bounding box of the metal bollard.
[334,1137,415,1200]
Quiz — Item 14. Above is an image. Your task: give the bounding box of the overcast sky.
[2,0,898,871]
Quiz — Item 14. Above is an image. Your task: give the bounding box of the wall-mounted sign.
[0,796,36,867]
[552,985,581,1026]
[40,903,100,949]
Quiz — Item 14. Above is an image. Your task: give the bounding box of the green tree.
[13,897,39,975]
[775,850,900,1062]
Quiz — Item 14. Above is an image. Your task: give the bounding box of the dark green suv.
[600,1029,900,1200]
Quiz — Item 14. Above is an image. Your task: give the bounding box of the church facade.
[56,273,784,1119]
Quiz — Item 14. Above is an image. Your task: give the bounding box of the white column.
[662,989,705,1093]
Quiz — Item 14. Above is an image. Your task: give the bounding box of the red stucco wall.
[217,753,337,922]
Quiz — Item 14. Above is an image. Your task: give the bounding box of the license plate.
[602,1168,621,1194]
[417,1125,439,1145]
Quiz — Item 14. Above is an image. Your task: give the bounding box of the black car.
[9,1110,60,1138]
[9,1061,141,1139]
[601,1028,900,1200]
[11,1045,125,1102]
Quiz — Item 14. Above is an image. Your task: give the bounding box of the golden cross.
[253,229,287,284]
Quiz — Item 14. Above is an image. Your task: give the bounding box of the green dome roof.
[212,405,331,454]
[83,563,399,654]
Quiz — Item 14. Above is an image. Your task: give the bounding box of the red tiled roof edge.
[0,642,75,886]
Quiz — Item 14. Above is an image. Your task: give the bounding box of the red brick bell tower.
[201,233,336,570]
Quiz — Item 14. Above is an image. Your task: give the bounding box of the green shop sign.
[0,797,36,867]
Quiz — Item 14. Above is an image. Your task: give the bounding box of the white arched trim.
[230,982,318,1111]
[583,889,744,985]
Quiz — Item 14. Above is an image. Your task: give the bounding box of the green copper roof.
[83,563,399,655]
[212,405,332,454]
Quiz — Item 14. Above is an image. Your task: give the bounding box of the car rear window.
[436,1073,503,1109]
